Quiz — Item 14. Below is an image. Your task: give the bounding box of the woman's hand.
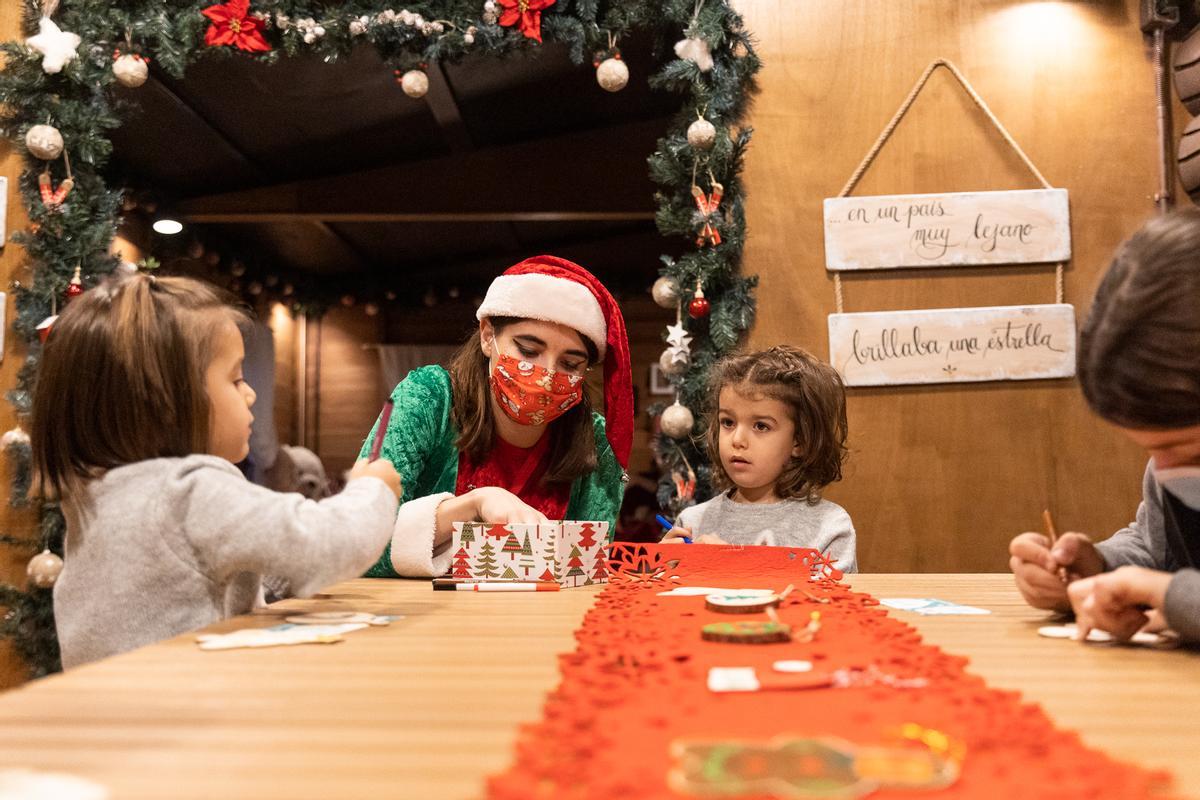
[660,525,693,543]
[1067,566,1173,641]
[469,487,549,525]
[1008,531,1105,611]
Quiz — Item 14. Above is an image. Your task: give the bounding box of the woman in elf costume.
[359,255,633,578]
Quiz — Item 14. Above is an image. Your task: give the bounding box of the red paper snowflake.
[607,544,681,586]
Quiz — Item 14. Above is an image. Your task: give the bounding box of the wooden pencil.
[1042,508,1068,583]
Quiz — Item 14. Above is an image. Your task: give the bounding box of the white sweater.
[54,455,397,668]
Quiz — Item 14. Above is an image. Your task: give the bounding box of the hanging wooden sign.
[823,188,1070,271]
[827,304,1076,387]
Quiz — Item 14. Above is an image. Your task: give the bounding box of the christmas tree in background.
[0,0,758,677]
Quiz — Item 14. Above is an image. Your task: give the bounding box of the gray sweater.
[676,491,857,573]
[1095,461,1200,642]
[54,455,398,668]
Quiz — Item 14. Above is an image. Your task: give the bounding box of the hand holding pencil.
[1008,511,1106,612]
[350,399,402,499]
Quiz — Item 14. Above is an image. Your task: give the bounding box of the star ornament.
[666,322,692,350]
[26,17,81,74]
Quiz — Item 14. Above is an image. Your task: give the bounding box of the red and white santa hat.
[476,255,633,469]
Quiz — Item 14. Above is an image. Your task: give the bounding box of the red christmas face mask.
[491,354,585,426]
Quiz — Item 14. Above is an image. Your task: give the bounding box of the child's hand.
[1067,566,1173,641]
[349,458,402,499]
[471,487,549,525]
[695,533,727,545]
[1008,531,1104,611]
[660,525,693,543]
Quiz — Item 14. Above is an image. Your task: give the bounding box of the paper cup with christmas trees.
[450,521,609,588]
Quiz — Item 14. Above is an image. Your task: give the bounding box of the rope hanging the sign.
[832,58,1065,313]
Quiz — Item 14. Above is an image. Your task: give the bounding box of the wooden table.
[0,575,1195,799]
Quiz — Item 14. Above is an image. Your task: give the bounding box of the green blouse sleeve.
[358,365,453,577]
[566,412,627,541]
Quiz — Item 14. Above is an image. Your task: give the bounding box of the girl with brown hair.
[31,273,402,667]
[660,345,857,573]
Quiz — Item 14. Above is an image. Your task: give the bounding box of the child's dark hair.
[705,345,848,503]
[31,273,247,498]
[1079,209,1200,429]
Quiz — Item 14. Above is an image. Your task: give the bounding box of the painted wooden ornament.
[595,55,629,92]
[25,124,63,160]
[38,170,73,208]
[701,619,792,644]
[26,549,63,589]
[705,589,781,614]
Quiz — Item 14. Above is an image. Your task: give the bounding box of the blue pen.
[655,514,692,543]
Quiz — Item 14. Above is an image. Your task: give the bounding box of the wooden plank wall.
[736,0,1175,571]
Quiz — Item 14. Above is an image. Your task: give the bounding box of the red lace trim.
[487,544,1175,799]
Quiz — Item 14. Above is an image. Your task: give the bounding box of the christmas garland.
[0,0,759,677]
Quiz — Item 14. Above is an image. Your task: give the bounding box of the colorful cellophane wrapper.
[485,543,1177,800]
[451,521,609,588]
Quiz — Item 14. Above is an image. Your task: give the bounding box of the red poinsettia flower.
[497,0,556,43]
[201,0,271,53]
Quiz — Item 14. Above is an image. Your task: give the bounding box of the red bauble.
[65,266,84,302]
[687,296,711,319]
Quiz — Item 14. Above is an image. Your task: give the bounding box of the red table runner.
[487,544,1175,800]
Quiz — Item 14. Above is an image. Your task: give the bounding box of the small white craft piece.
[772,660,813,673]
[1037,624,1178,648]
[0,768,108,800]
[285,611,394,625]
[705,589,781,614]
[197,623,367,650]
[707,667,760,693]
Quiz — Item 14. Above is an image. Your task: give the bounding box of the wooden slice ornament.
[701,619,792,644]
[705,583,794,613]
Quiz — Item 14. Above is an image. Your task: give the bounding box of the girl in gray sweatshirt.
[30,274,403,668]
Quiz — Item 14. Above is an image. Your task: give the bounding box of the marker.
[367,399,394,462]
[433,581,560,592]
[656,514,692,544]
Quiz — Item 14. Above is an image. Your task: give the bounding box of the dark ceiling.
[108,34,686,297]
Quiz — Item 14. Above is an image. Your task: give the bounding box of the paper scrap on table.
[1037,624,1178,648]
[197,622,367,651]
[284,611,400,625]
[0,768,109,800]
[879,598,990,615]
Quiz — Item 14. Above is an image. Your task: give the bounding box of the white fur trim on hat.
[476,273,607,355]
